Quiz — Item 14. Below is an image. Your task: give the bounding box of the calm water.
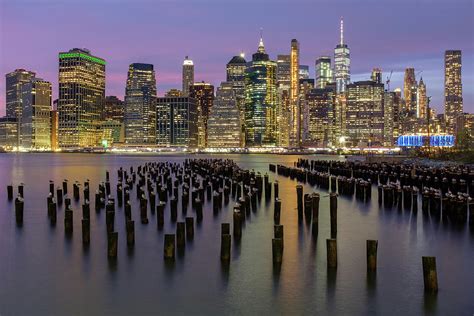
[0,153,473,315]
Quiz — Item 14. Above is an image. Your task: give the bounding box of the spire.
[340,17,344,46]
[258,27,265,53]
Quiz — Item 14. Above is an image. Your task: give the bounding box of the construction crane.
[385,70,393,91]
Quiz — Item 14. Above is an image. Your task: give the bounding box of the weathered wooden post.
[176,222,186,249]
[164,234,175,260]
[82,201,90,220]
[195,198,203,222]
[422,256,438,293]
[64,208,73,235]
[107,232,118,258]
[221,234,231,262]
[15,196,24,224]
[327,238,337,268]
[330,193,337,238]
[221,223,230,235]
[49,201,57,225]
[106,209,115,233]
[272,238,283,264]
[156,202,165,230]
[296,185,303,218]
[82,219,90,245]
[7,185,13,200]
[367,240,378,271]
[170,196,178,222]
[312,193,320,237]
[274,181,279,198]
[185,217,194,240]
[126,220,135,246]
[233,207,242,240]
[57,188,63,204]
[140,197,148,224]
[274,198,281,225]
[274,225,284,248]
[18,184,24,198]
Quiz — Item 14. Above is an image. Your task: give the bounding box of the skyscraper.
[371,68,382,84]
[20,78,52,149]
[444,50,463,133]
[226,54,247,139]
[315,57,332,89]
[276,55,291,147]
[307,86,335,147]
[244,36,278,147]
[417,77,427,119]
[5,69,36,120]
[384,91,401,147]
[290,39,300,147]
[156,96,197,148]
[299,78,314,144]
[403,68,417,115]
[104,96,124,122]
[189,82,214,148]
[124,63,157,144]
[334,17,351,94]
[207,82,242,148]
[182,56,194,96]
[346,81,385,147]
[58,48,105,148]
[299,65,310,80]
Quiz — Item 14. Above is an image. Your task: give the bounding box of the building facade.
[334,18,350,94]
[5,69,36,120]
[276,55,291,147]
[244,37,278,147]
[189,82,214,148]
[156,97,197,148]
[104,96,124,122]
[182,56,194,96]
[315,57,332,89]
[307,87,335,147]
[417,77,427,119]
[226,54,247,142]
[0,117,18,149]
[444,50,463,134]
[345,81,385,147]
[207,82,242,148]
[290,39,300,147]
[58,48,105,148]
[403,68,417,116]
[124,63,156,145]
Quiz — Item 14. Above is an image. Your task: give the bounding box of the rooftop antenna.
[340,17,344,45]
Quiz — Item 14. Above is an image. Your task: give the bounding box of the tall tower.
[124,63,157,144]
[5,69,36,120]
[403,68,417,115]
[315,57,332,89]
[444,50,463,133]
[290,39,300,147]
[334,17,351,94]
[58,48,105,148]
[417,77,427,119]
[244,35,278,147]
[189,82,214,148]
[182,56,194,96]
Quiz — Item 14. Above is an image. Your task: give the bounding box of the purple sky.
[1,0,473,114]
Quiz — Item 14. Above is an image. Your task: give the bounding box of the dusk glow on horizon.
[1,0,473,114]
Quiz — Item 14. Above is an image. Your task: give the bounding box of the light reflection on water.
[0,153,473,315]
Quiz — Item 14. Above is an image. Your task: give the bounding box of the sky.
[0,0,473,115]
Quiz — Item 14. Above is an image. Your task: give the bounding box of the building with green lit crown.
[244,37,278,147]
[58,48,105,148]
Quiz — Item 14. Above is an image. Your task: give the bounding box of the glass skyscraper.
[124,63,157,145]
[444,50,463,133]
[315,57,332,89]
[334,18,350,94]
[189,82,214,148]
[244,37,278,147]
[182,56,194,96]
[58,48,105,148]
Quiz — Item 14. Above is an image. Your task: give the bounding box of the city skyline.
[1,0,473,115]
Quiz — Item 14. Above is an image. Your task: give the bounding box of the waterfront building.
[383,91,401,147]
[276,55,291,148]
[165,89,183,97]
[444,50,463,133]
[207,82,242,148]
[104,96,124,122]
[290,39,300,147]
[226,54,247,139]
[299,65,310,79]
[20,78,52,149]
[403,68,417,116]
[124,63,156,145]
[299,78,314,144]
[156,96,197,148]
[345,80,385,147]
[189,82,214,148]
[182,56,194,96]
[50,110,58,151]
[417,77,427,119]
[100,120,124,146]
[307,86,335,147]
[244,36,278,147]
[58,48,105,148]
[0,117,18,149]
[315,57,332,89]
[5,69,36,120]
[334,17,351,94]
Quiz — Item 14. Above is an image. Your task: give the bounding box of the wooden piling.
[126,220,135,246]
[312,193,320,237]
[274,198,281,225]
[274,225,284,248]
[233,207,242,240]
[107,232,118,258]
[422,256,438,293]
[82,219,90,245]
[176,222,185,249]
[221,234,231,261]
[15,197,24,224]
[164,234,175,260]
[7,185,13,200]
[326,239,337,268]
[272,238,283,263]
[221,223,230,235]
[367,240,378,271]
[64,208,73,234]
[185,217,194,239]
[330,193,337,238]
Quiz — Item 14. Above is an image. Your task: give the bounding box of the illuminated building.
[299,65,310,79]
[50,110,58,151]
[346,81,385,147]
[383,91,401,147]
[100,120,124,146]
[182,56,194,96]
[290,39,300,147]
[315,57,332,89]
[207,82,242,148]
[189,82,214,148]
[20,78,52,149]
[444,50,463,133]
[104,96,124,122]
[0,117,18,149]
[244,36,278,147]
[165,89,183,97]
[299,78,314,143]
[156,96,197,148]
[334,17,350,93]
[226,54,247,139]
[403,68,417,116]
[307,86,335,147]
[6,69,36,120]
[371,68,382,84]
[276,55,291,147]
[124,63,156,145]
[417,78,427,119]
[58,48,105,148]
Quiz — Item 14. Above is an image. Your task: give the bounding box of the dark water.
[0,153,472,315]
